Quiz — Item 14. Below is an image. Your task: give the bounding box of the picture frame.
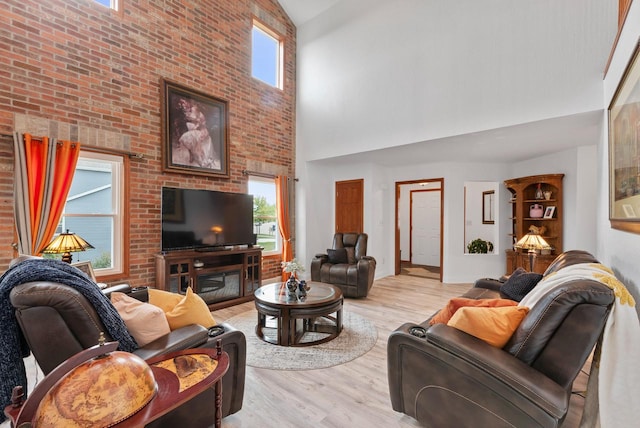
[482,190,495,224]
[608,41,640,233]
[161,78,230,178]
[72,261,96,282]
[543,206,556,219]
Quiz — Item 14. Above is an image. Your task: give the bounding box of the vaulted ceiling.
[278,0,340,26]
[278,1,615,166]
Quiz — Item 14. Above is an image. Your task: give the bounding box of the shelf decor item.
[529,204,544,218]
[608,42,640,234]
[543,206,556,219]
[535,183,544,200]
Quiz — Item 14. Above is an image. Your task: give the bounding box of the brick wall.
[0,0,296,283]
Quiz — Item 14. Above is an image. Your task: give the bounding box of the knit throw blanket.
[0,258,138,422]
[519,263,640,428]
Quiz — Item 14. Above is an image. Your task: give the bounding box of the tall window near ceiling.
[93,0,118,9]
[248,176,281,255]
[57,151,125,277]
[252,20,283,89]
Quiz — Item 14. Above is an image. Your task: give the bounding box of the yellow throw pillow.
[447,305,529,348]
[111,292,170,347]
[164,287,217,330]
[148,288,185,313]
[429,298,518,325]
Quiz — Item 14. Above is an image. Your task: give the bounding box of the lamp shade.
[42,230,94,263]
[515,233,550,252]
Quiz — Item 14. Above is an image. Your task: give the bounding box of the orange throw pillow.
[429,297,517,325]
[447,306,530,348]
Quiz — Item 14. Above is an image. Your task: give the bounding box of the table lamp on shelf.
[515,233,551,272]
[42,230,94,263]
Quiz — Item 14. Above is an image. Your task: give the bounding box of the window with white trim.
[93,0,119,11]
[252,21,283,89]
[248,176,281,255]
[56,151,125,276]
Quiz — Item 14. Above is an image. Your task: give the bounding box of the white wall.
[297,158,512,283]
[294,0,630,288]
[297,0,616,162]
[295,160,390,280]
[464,181,499,253]
[599,2,640,317]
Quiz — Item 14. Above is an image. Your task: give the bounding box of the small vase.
[535,183,543,200]
[298,280,307,297]
[286,274,298,296]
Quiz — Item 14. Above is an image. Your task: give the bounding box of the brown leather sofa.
[9,278,245,426]
[310,232,376,297]
[387,250,614,428]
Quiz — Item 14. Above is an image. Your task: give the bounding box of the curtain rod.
[242,169,298,181]
[0,132,144,159]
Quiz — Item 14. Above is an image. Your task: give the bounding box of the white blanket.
[519,263,640,428]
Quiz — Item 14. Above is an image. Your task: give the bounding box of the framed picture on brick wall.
[161,78,230,178]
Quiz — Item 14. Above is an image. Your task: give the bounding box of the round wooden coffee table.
[254,282,343,347]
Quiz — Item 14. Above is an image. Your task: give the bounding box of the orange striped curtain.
[13,132,80,255]
[275,175,292,281]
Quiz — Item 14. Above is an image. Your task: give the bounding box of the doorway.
[395,179,444,281]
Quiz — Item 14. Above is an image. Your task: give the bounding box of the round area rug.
[225,310,377,370]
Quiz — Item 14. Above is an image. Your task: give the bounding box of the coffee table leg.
[256,312,264,339]
[337,307,343,332]
[280,310,290,346]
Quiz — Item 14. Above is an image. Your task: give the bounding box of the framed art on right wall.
[609,40,640,234]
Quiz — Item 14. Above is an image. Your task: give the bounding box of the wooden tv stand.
[155,247,262,310]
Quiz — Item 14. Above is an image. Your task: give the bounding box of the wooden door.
[335,179,363,233]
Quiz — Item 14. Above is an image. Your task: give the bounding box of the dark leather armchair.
[387,250,614,428]
[310,233,376,297]
[9,279,245,426]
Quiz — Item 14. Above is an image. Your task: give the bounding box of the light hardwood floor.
[214,275,587,428]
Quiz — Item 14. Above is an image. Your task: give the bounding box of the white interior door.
[411,190,441,266]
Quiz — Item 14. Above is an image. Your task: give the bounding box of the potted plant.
[467,238,494,254]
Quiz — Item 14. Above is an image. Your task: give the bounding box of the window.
[252,21,283,89]
[93,0,119,11]
[248,176,280,255]
[57,151,125,277]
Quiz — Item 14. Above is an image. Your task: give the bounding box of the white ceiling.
[278,0,340,26]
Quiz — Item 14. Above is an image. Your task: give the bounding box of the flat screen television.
[161,187,255,252]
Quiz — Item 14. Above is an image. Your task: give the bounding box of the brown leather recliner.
[10,280,245,427]
[387,250,614,428]
[310,233,376,298]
